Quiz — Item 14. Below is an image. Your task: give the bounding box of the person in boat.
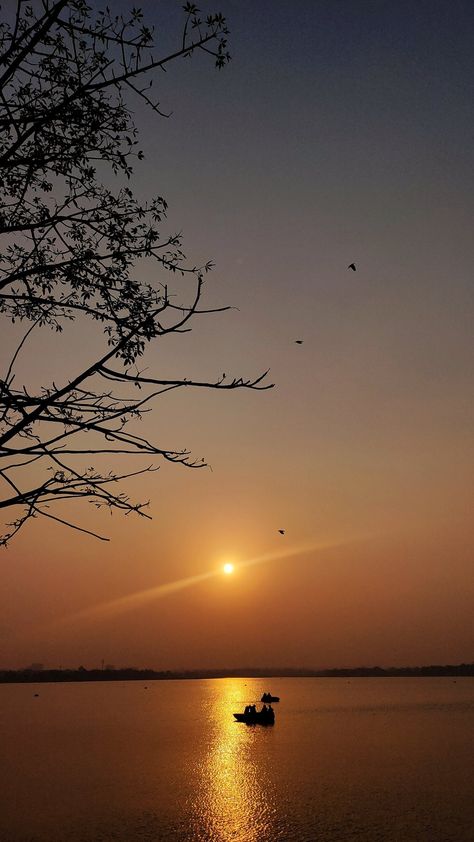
[261,704,268,714]
[268,704,274,716]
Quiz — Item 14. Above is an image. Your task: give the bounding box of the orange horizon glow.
[2,0,473,674]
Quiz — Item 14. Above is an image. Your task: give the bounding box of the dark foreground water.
[1,677,473,841]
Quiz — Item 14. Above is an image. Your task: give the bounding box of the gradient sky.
[1,0,473,670]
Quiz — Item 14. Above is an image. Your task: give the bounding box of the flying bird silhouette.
[348,263,356,271]
[278,529,285,535]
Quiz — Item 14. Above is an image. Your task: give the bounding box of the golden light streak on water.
[189,679,274,841]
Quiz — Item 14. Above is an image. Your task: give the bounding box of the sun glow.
[53,536,366,629]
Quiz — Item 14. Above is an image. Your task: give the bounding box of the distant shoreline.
[1,663,473,684]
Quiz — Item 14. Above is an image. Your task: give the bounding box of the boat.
[261,693,280,702]
[233,706,275,725]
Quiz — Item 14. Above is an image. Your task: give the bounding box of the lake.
[1,677,473,841]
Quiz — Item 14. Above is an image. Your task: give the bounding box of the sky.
[1,0,473,671]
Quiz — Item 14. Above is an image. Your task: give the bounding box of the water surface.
[1,677,473,841]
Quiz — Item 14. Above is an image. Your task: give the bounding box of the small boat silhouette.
[261,692,280,702]
[233,705,275,725]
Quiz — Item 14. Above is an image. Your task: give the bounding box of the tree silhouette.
[0,1,271,546]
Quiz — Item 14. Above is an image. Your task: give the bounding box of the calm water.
[1,677,473,841]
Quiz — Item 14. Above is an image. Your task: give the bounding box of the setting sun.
[223,563,234,575]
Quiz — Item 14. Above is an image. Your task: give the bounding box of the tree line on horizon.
[1,663,473,683]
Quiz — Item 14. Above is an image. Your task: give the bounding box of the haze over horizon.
[1,0,473,672]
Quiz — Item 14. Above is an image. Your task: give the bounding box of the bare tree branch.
[0,1,271,546]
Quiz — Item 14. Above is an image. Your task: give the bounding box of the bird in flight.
[294,340,303,345]
[278,529,285,535]
[348,263,356,271]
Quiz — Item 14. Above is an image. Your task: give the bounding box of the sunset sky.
[1,0,473,671]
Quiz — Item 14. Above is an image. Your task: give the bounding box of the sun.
[223,562,234,575]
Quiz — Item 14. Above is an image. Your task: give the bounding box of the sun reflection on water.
[189,679,276,841]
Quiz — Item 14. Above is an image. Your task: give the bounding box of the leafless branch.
[0,1,271,546]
